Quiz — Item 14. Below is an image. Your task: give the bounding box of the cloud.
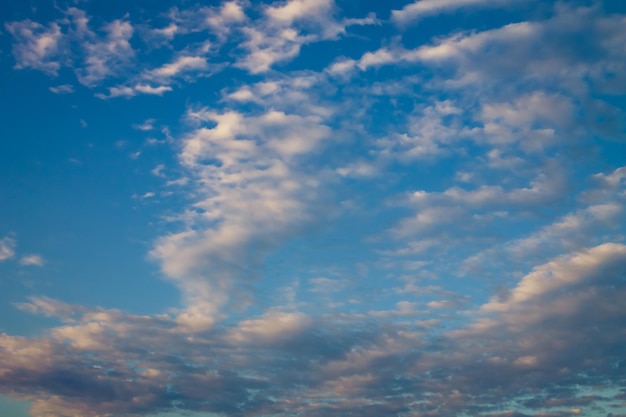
[389,161,567,242]
[457,164,626,280]
[6,9,136,88]
[49,84,74,94]
[164,1,247,37]
[0,237,16,262]
[353,20,540,71]
[442,245,626,410]
[99,84,172,98]
[236,0,374,73]
[150,22,178,40]
[593,166,626,190]
[133,119,156,131]
[5,20,64,74]
[481,243,626,314]
[374,100,463,161]
[77,19,135,86]
[349,2,626,108]
[2,1,626,417]
[226,310,313,345]
[205,0,247,35]
[265,0,334,26]
[392,0,520,26]
[19,255,45,267]
[149,56,209,80]
[151,105,333,330]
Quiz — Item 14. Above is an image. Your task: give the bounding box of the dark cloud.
[3,242,626,417]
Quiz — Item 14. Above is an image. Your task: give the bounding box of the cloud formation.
[2,0,626,416]
[392,0,521,25]
[3,241,626,416]
[0,237,16,262]
[19,255,45,267]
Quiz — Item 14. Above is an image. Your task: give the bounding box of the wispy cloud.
[98,83,172,98]
[152,104,334,330]
[0,237,16,262]
[76,19,135,86]
[132,119,156,131]
[392,0,521,26]
[148,55,209,80]
[49,84,74,94]
[19,255,45,267]
[5,20,64,74]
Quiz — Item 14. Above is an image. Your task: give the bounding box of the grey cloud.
[3,249,626,417]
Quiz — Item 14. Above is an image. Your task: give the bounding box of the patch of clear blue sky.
[0,397,29,417]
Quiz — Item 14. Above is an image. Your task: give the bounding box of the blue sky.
[1,0,626,416]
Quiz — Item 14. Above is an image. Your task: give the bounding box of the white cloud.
[355,21,539,72]
[77,19,135,86]
[133,118,156,131]
[19,254,45,267]
[133,192,155,199]
[206,0,247,35]
[226,81,283,104]
[158,1,247,39]
[6,9,141,88]
[151,164,166,177]
[5,20,64,74]
[391,206,464,238]
[358,48,397,69]
[336,161,377,178]
[236,26,306,74]
[326,58,357,75]
[151,102,334,330]
[476,92,574,150]
[149,56,208,80]
[441,170,566,207]
[392,0,519,26]
[227,311,313,344]
[459,164,626,277]
[0,237,16,262]
[480,243,626,317]
[14,296,83,320]
[265,0,334,26]
[151,23,178,40]
[593,166,626,190]
[49,84,74,94]
[134,84,171,95]
[375,100,464,161]
[100,84,172,98]
[236,0,375,73]
[3,2,626,415]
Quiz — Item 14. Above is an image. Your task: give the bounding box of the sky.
[1,0,626,416]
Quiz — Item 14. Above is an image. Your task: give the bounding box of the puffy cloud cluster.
[2,241,626,416]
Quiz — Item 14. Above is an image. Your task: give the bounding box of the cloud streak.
[0,237,16,262]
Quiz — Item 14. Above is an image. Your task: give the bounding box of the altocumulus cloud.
[1,0,626,416]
